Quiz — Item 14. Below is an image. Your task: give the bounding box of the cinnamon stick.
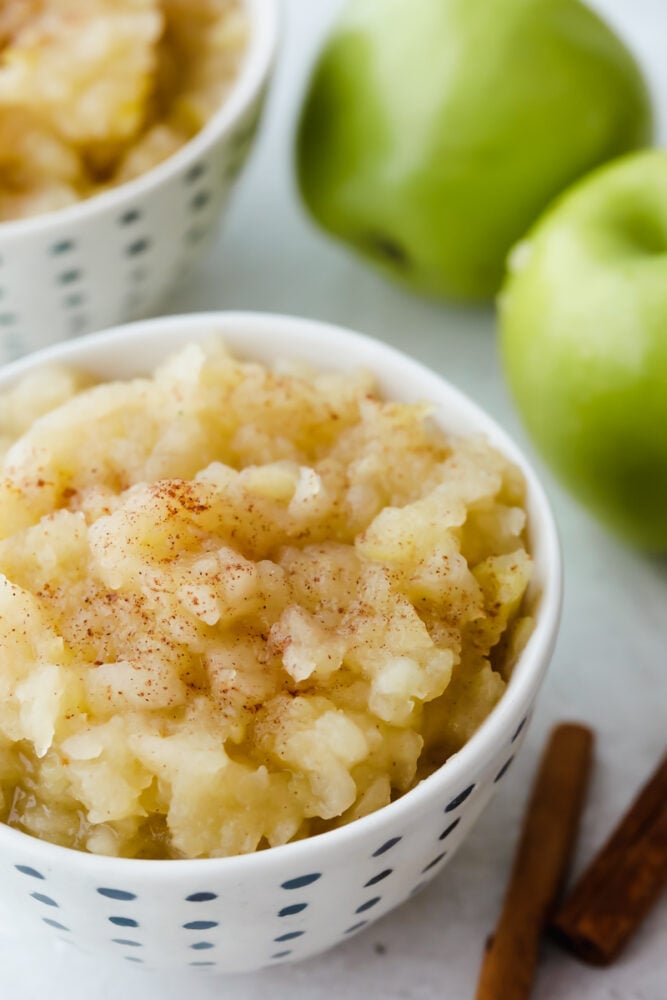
[475,722,594,1000]
[551,751,667,966]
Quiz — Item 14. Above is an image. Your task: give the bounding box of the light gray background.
[2,0,666,997]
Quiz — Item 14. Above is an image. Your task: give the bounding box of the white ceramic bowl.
[0,312,562,974]
[0,1,278,363]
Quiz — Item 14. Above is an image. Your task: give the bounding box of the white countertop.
[2,1,666,997]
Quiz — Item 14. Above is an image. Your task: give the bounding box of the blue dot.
[344,921,368,935]
[119,209,141,225]
[58,269,82,285]
[372,837,401,857]
[445,784,475,812]
[512,718,528,742]
[190,961,216,967]
[185,163,206,184]
[355,897,381,914]
[271,951,292,960]
[422,852,447,873]
[126,238,151,257]
[125,956,143,963]
[112,939,142,947]
[495,757,515,783]
[97,888,136,901]
[274,931,304,943]
[43,919,69,931]
[278,903,308,917]
[190,191,211,211]
[364,869,392,888]
[50,240,74,255]
[439,818,461,841]
[183,920,218,930]
[31,892,58,907]
[190,942,215,951]
[281,874,321,890]
[15,865,45,879]
[186,892,218,902]
[109,917,139,928]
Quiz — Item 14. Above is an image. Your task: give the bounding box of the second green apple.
[297,0,652,301]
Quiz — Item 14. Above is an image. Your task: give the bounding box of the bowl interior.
[0,311,561,870]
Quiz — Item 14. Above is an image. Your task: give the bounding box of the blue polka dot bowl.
[0,312,562,974]
[0,0,278,364]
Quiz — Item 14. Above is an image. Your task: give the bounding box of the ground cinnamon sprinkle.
[0,339,533,859]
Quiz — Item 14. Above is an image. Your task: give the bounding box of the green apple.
[500,149,667,551]
[296,0,652,302]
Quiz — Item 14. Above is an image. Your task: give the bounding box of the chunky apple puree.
[0,0,247,221]
[0,340,532,858]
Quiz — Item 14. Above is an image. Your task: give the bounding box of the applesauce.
[0,340,532,858]
[0,0,247,221]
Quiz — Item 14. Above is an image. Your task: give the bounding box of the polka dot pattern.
[126,238,151,258]
[364,869,392,887]
[421,853,447,874]
[120,209,141,225]
[43,918,69,932]
[274,931,304,943]
[355,897,381,914]
[281,874,321,890]
[372,837,401,857]
[7,696,538,971]
[50,239,74,255]
[30,892,58,907]
[445,784,475,812]
[439,818,461,841]
[190,191,212,212]
[57,269,83,286]
[278,903,307,917]
[15,865,45,879]
[97,888,137,901]
[494,756,515,783]
[0,96,266,363]
[185,162,206,184]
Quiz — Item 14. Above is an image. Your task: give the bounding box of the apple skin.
[296,0,653,302]
[500,149,667,551]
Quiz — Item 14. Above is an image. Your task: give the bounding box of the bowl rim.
[0,311,562,874]
[0,0,280,240]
